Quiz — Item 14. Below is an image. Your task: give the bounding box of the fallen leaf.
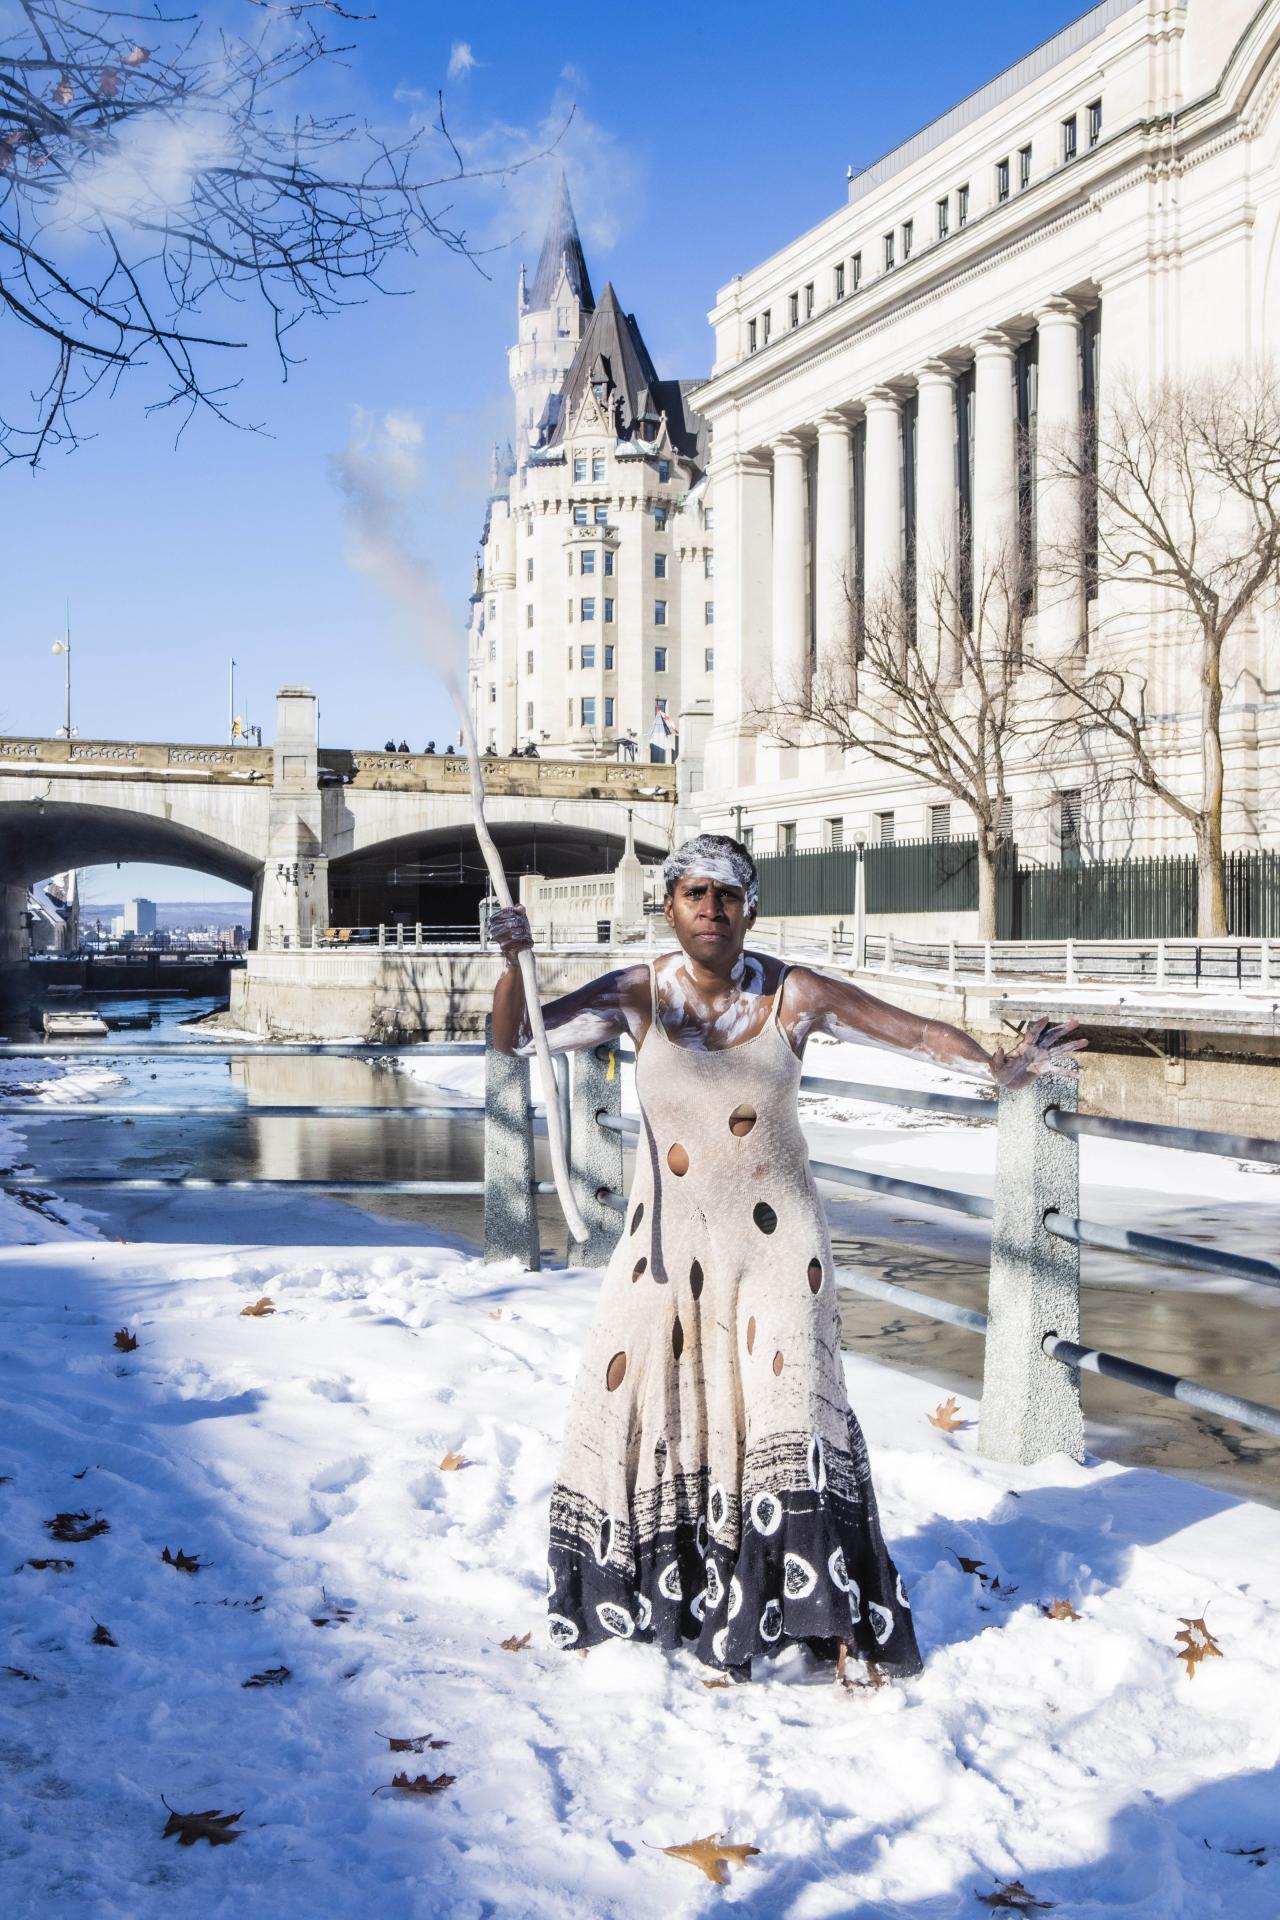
[242,1666,290,1688]
[487,1307,503,1320]
[376,1771,456,1798]
[26,1557,73,1572]
[438,1449,466,1472]
[928,1396,970,1433]
[311,1588,355,1627]
[113,1328,138,1352]
[1041,1599,1081,1622]
[977,1879,1056,1911]
[989,1577,1020,1599]
[162,1546,201,1574]
[660,1833,762,1888]
[1175,1615,1224,1678]
[499,1632,531,1652]
[71,1468,91,1480]
[196,1594,264,1611]
[91,1622,118,1647]
[161,1801,243,1847]
[951,1552,987,1580]
[46,1510,109,1543]
[376,1732,450,1754]
[702,1677,732,1690]
[240,1297,275,1318]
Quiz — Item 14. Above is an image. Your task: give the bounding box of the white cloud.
[448,42,478,81]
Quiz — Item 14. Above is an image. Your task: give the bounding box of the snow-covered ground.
[2,1042,1279,1916]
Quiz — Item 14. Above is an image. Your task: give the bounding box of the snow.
[3,1049,1280,1916]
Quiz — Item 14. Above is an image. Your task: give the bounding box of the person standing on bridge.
[490,832,1082,1680]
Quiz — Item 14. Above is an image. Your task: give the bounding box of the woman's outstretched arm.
[786,965,1084,1088]
[489,905,645,1057]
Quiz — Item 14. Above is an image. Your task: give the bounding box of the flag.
[647,705,677,749]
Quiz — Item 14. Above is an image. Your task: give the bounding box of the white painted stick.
[453,702,589,1247]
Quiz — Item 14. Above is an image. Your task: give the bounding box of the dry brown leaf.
[113,1328,138,1352]
[26,1557,73,1572]
[162,1546,201,1574]
[499,1632,531,1652]
[487,1308,503,1320]
[310,1588,355,1627]
[380,1771,456,1798]
[240,1297,275,1318]
[52,76,74,106]
[928,1396,969,1432]
[1174,1614,1223,1678]
[660,1833,762,1888]
[97,66,121,98]
[951,1552,987,1580]
[46,1510,109,1543]
[91,1622,117,1647]
[161,1801,242,1847]
[242,1666,290,1689]
[1041,1599,1081,1622]
[438,1449,466,1472]
[122,45,151,65]
[702,1677,732,1689]
[376,1731,450,1754]
[977,1879,1056,1911]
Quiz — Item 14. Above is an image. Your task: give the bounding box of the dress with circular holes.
[546,957,923,1681]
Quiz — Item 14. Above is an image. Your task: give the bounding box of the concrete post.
[261,687,329,950]
[568,1040,624,1268]
[483,1016,540,1270]
[978,1073,1083,1465]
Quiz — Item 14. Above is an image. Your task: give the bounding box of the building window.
[1019,143,1032,190]
[593,379,606,404]
[901,218,913,260]
[603,549,614,576]
[581,596,596,622]
[488,683,496,704]
[761,308,771,344]
[1088,99,1102,147]
[704,553,714,578]
[581,550,595,575]
[957,183,969,227]
[704,601,714,625]
[996,157,1010,202]
[704,507,715,532]
[654,552,667,579]
[488,598,496,618]
[883,230,895,270]
[851,251,862,290]
[875,809,895,845]
[594,505,609,525]
[573,454,587,482]
[654,506,668,531]
[654,645,669,671]
[654,602,667,628]
[604,696,615,727]
[833,262,845,300]
[1060,789,1082,867]
[581,697,596,727]
[996,795,1013,839]
[580,644,595,669]
[526,701,534,732]
[604,643,615,668]
[789,290,799,328]
[1063,114,1078,163]
[742,826,754,853]
[526,557,533,580]
[592,454,606,481]
[780,822,796,854]
[573,505,587,526]
[804,281,815,319]
[488,637,496,661]
[929,803,952,841]
[525,649,534,674]
[827,817,844,850]
[655,696,668,713]
[604,598,615,624]
[704,646,715,671]
[657,458,671,483]
[748,318,758,353]
[936,195,949,238]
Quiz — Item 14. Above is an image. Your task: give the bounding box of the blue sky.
[4,0,1090,900]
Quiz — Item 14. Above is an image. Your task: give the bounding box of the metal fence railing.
[3,1033,1277,1461]
[859,932,1279,992]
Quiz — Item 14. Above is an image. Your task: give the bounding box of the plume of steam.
[448,42,479,81]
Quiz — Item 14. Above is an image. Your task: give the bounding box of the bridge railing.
[3,1032,1277,1465]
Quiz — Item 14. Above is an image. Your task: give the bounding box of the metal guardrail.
[862,931,1279,992]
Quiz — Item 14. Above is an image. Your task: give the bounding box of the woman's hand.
[489,904,534,962]
[987,1016,1087,1090]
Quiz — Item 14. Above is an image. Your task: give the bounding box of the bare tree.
[1031,367,1280,935]
[1,0,549,465]
[756,553,1022,939]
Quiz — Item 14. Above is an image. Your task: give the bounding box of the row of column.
[713,296,1086,739]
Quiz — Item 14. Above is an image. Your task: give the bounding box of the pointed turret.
[527,171,595,314]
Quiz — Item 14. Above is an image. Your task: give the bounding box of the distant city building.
[124,897,157,936]
[468,176,716,795]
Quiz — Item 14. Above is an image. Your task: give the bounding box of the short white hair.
[662,834,759,914]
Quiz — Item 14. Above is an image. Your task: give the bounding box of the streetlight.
[853,828,868,971]
[51,613,74,740]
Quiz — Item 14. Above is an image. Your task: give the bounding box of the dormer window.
[658,458,671,483]
[573,454,587,482]
[593,379,606,404]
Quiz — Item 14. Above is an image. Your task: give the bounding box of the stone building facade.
[693,0,1280,865]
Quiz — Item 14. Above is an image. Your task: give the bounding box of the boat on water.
[42,1010,109,1038]
[45,984,84,999]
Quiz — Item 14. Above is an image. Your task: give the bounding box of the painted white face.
[665,855,759,915]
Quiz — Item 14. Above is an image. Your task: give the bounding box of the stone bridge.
[0,688,675,965]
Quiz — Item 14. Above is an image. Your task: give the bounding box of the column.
[972,330,1018,634]
[704,450,773,791]
[862,388,903,619]
[915,361,959,680]
[1034,297,1085,664]
[263,686,329,947]
[770,434,808,701]
[814,410,854,688]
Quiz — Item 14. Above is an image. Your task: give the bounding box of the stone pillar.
[484,1014,540,1269]
[1035,298,1085,664]
[915,361,959,681]
[611,810,646,935]
[814,410,854,688]
[704,451,773,791]
[262,686,329,948]
[770,434,808,702]
[862,388,903,619]
[569,1040,624,1268]
[972,330,1019,627]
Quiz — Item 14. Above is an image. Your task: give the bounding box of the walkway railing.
[2,1033,1277,1464]
[860,932,1279,991]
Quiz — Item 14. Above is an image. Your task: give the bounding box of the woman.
[491,833,1081,1679]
